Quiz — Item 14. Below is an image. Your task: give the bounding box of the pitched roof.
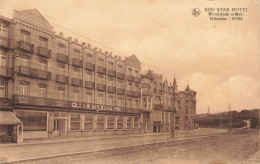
[126,55,141,64]
[0,111,22,125]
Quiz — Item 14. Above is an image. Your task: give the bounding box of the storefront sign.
[72,102,121,112]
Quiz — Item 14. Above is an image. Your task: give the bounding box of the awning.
[0,111,22,125]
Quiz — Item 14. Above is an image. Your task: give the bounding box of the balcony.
[96,66,106,74]
[97,84,106,91]
[134,77,141,84]
[85,81,95,89]
[72,78,83,87]
[17,41,34,54]
[72,58,83,68]
[0,98,12,108]
[56,53,69,64]
[117,72,125,80]
[117,88,125,95]
[107,69,116,77]
[126,90,132,97]
[0,36,10,48]
[36,46,51,58]
[13,95,71,108]
[18,66,51,80]
[153,104,164,110]
[0,66,13,79]
[107,86,116,93]
[127,75,135,82]
[56,74,68,84]
[132,91,141,98]
[85,62,95,71]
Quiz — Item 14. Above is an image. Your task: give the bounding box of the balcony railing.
[18,66,51,80]
[57,53,69,64]
[153,104,164,110]
[134,77,141,84]
[85,81,95,89]
[0,36,10,48]
[72,78,83,87]
[96,66,106,74]
[107,86,116,93]
[0,98,12,108]
[117,88,125,95]
[13,95,71,108]
[0,66,13,79]
[72,58,83,68]
[97,84,106,91]
[85,62,95,71]
[127,75,135,82]
[107,69,116,77]
[132,91,141,98]
[17,41,34,54]
[117,72,125,80]
[36,46,51,58]
[56,74,68,84]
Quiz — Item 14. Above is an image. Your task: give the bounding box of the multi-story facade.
[9,9,142,140]
[177,85,197,130]
[141,70,196,133]
[0,9,196,142]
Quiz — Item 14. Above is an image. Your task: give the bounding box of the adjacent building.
[0,9,196,143]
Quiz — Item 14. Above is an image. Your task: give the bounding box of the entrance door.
[153,126,157,133]
[54,119,66,137]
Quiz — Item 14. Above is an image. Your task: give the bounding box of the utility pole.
[171,77,177,138]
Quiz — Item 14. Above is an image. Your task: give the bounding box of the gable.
[126,55,141,64]
[13,9,53,32]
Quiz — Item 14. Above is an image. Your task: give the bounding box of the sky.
[0,0,259,114]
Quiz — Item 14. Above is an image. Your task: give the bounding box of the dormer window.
[58,43,66,54]
[0,22,8,37]
[39,36,48,48]
[73,49,80,54]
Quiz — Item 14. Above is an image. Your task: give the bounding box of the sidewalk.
[0,128,228,163]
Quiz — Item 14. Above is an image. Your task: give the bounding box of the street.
[11,129,259,164]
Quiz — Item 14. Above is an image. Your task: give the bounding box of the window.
[39,36,48,48]
[97,75,104,84]
[135,70,139,76]
[73,49,80,54]
[135,100,139,109]
[87,54,93,62]
[20,30,30,42]
[118,65,123,72]
[117,116,123,129]
[86,91,93,103]
[134,117,139,129]
[57,64,65,75]
[117,97,122,107]
[84,114,93,130]
[0,50,6,66]
[108,96,114,106]
[73,68,80,78]
[107,115,115,129]
[57,87,65,100]
[86,72,93,81]
[0,22,8,37]
[127,117,132,129]
[98,58,104,66]
[58,43,66,54]
[128,99,132,108]
[16,111,47,131]
[97,114,105,129]
[19,54,29,66]
[186,108,188,114]
[108,78,113,86]
[72,90,80,101]
[176,117,179,124]
[118,80,123,88]
[97,94,103,104]
[109,62,114,69]
[38,84,47,98]
[70,113,81,130]
[39,59,48,71]
[128,68,132,75]
[19,81,29,96]
[0,78,5,98]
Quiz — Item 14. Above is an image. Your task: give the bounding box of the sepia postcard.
[0,0,259,163]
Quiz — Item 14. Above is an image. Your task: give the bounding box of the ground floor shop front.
[13,108,141,140]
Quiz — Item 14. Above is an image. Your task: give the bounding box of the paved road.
[0,128,226,163]
[13,129,260,164]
